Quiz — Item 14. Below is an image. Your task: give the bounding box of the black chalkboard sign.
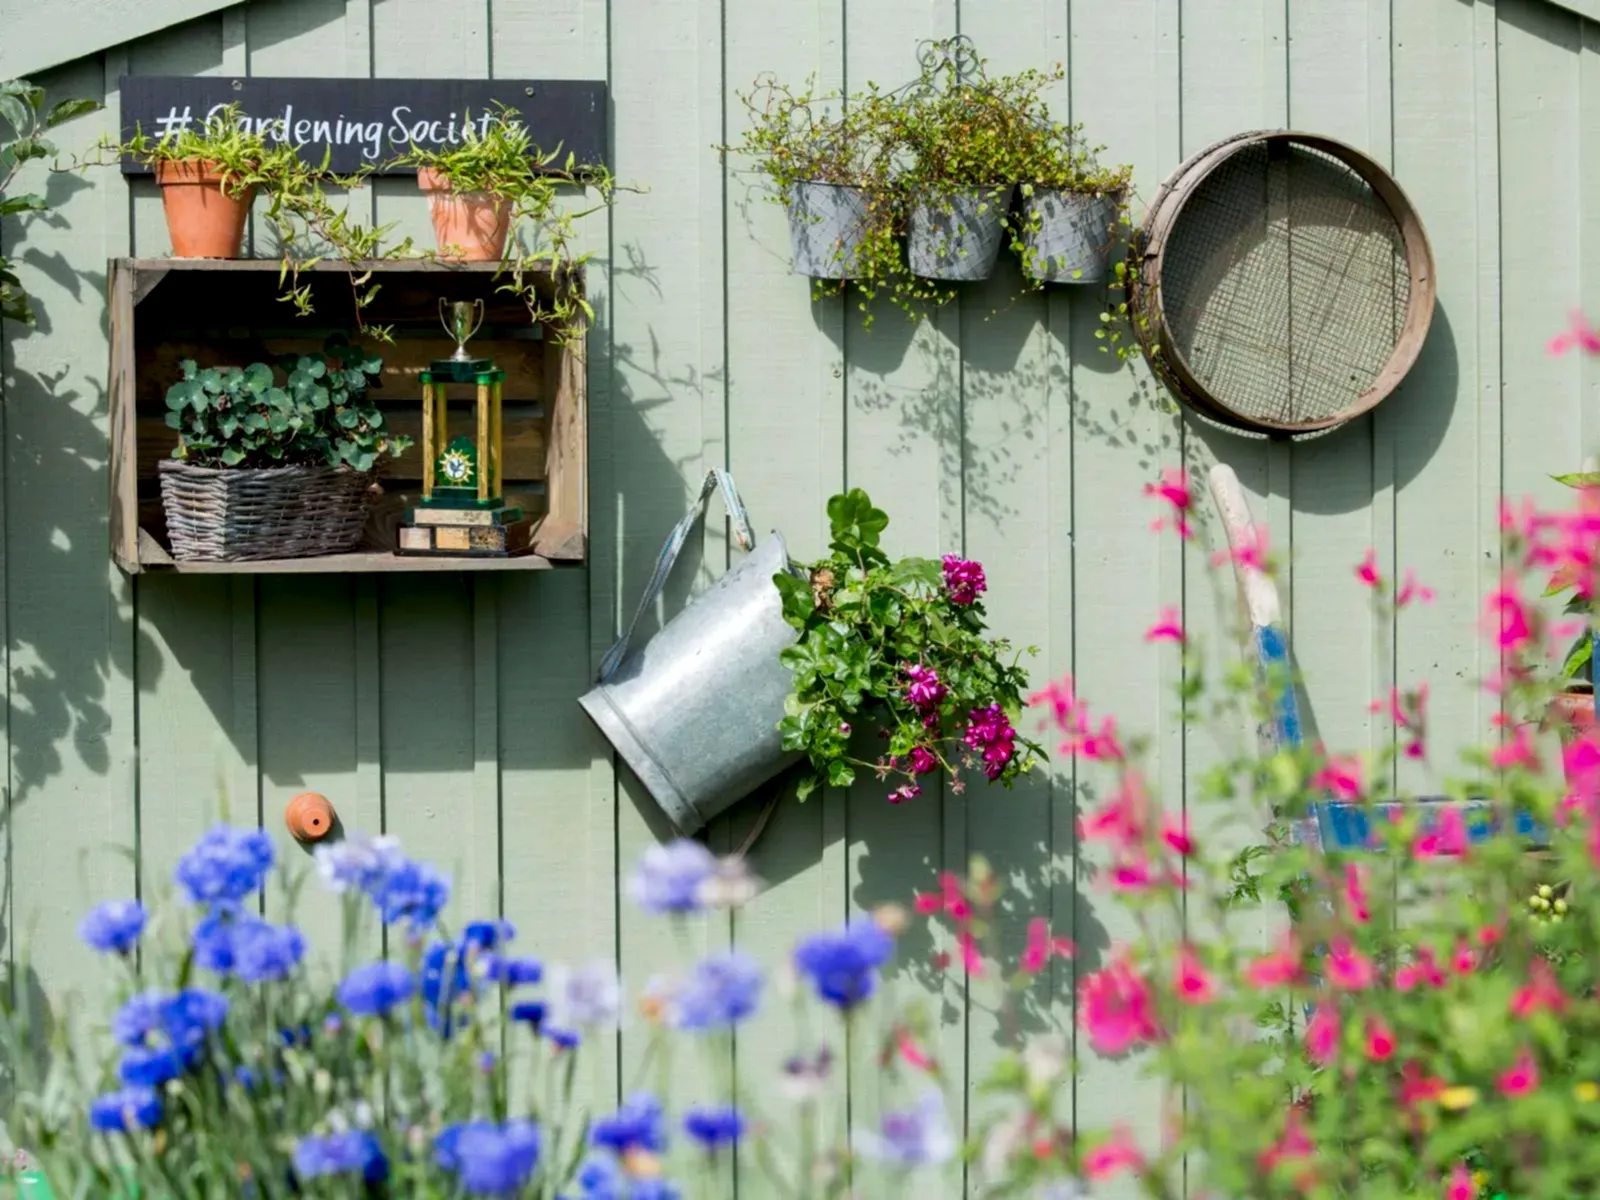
[117,77,608,175]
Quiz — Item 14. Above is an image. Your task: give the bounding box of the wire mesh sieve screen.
[1157,141,1413,429]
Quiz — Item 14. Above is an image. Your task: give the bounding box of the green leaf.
[1553,471,1600,490]
[0,94,29,138]
[243,362,273,394]
[795,772,821,802]
[826,760,856,788]
[336,409,360,429]
[1564,634,1594,680]
[0,194,47,217]
[826,488,889,550]
[220,447,246,466]
[44,98,99,128]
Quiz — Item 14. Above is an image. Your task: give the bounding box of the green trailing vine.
[391,104,617,345]
[0,80,100,326]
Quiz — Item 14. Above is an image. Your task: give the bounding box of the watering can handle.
[596,468,757,683]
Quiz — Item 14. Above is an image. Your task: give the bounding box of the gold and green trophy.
[396,300,533,557]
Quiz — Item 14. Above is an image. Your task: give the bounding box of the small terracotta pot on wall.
[284,791,336,843]
[417,167,511,261]
[154,159,254,259]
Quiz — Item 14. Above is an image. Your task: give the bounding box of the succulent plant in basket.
[773,488,1045,803]
[159,334,410,562]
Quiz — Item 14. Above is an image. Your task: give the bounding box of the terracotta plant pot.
[1544,688,1597,784]
[417,167,511,262]
[154,159,254,259]
[284,791,337,843]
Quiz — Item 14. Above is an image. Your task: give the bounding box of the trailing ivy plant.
[726,76,904,318]
[79,105,414,339]
[0,80,100,325]
[165,333,410,472]
[393,104,615,342]
[773,487,1044,803]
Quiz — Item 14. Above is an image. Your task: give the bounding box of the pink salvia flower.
[1446,1164,1475,1200]
[1244,934,1301,989]
[1490,724,1539,772]
[939,872,971,922]
[1395,569,1435,607]
[1327,938,1375,990]
[1356,547,1382,589]
[1413,807,1468,859]
[1079,958,1161,1055]
[1341,863,1371,925]
[1020,918,1074,974]
[1174,945,1215,1004]
[1305,1003,1340,1064]
[912,892,942,916]
[1497,1048,1539,1097]
[1211,524,1271,573]
[1078,716,1125,762]
[1083,1129,1145,1180]
[1108,857,1157,893]
[1080,774,1149,851]
[1160,815,1193,857]
[895,1028,935,1072]
[1483,576,1535,653]
[1452,941,1477,975]
[1365,1016,1396,1062]
[1313,755,1363,802]
[1548,310,1600,356]
[1511,959,1568,1018]
[957,930,984,976]
[1145,607,1185,644]
[1258,1109,1317,1187]
[1143,467,1193,540]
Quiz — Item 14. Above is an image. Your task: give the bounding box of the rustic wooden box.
[107,258,586,574]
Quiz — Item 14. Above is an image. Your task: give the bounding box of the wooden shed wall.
[0,0,1596,1193]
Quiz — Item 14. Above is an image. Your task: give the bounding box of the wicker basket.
[158,460,377,562]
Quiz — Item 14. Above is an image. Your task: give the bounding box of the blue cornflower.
[510,1000,546,1028]
[79,900,146,955]
[372,857,450,928]
[118,1045,194,1088]
[672,951,762,1031]
[564,1155,683,1200]
[627,839,716,914]
[682,1106,744,1152]
[487,955,543,987]
[629,1181,683,1200]
[112,988,228,1049]
[232,920,306,984]
[854,1090,955,1167]
[462,919,516,952]
[174,825,275,906]
[293,1129,388,1185]
[191,904,245,972]
[111,992,166,1047]
[88,1086,161,1133]
[422,941,474,1036]
[314,835,403,894]
[793,920,894,1009]
[544,962,622,1039]
[591,1093,666,1156]
[338,961,415,1017]
[435,1119,541,1196]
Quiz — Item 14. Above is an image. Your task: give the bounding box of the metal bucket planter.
[579,471,803,836]
[785,182,876,279]
[1020,189,1122,283]
[908,185,1014,281]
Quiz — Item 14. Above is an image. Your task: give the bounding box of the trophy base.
[418,488,511,511]
[407,504,524,527]
[396,516,536,557]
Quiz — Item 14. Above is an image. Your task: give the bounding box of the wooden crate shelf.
[108,258,587,574]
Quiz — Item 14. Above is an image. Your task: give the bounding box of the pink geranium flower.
[1079,958,1161,1055]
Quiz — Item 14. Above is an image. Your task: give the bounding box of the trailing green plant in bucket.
[773,488,1045,803]
[1011,130,1132,286]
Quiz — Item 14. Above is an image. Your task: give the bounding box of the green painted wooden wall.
[0,0,1596,1193]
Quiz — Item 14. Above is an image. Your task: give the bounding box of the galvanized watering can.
[579,469,803,835]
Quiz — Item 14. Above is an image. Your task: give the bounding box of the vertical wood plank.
[4,54,135,1013]
[606,0,730,1152]
[1284,0,1388,766]
[1064,0,1182,1190]
[1388,0,1504,789]
[719,0,849,1193]
[488,0,618,1122]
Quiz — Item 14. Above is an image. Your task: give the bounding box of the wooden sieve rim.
[1132,130,1437,436]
